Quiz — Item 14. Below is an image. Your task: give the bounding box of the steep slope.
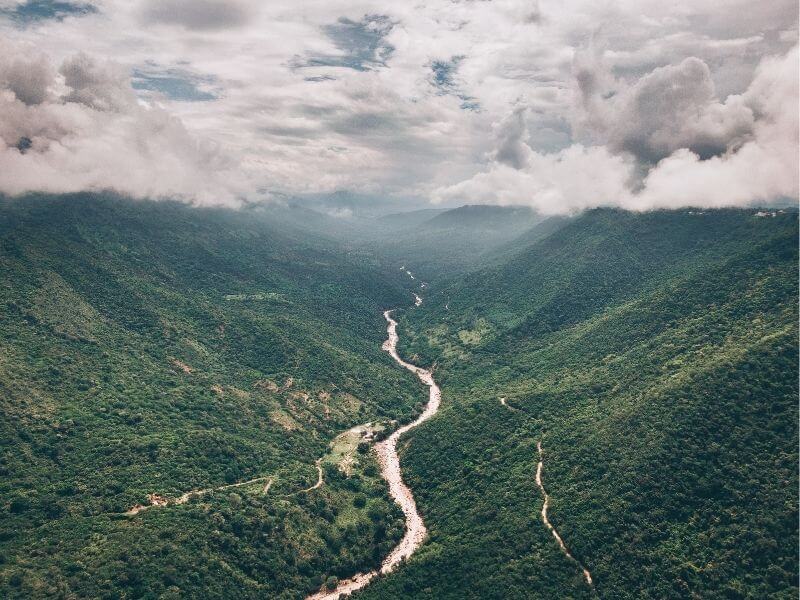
[360,208,798,599]
[0,193,424,599]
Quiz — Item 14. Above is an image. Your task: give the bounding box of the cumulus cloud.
[434,144,633,215]
[0,0,797,208]
[0,49,53,105]
[60,53,135,111]
[434,45,798,214]
[630,46,798,209]
[0,41,246,204]
[492,107,533,169]
[575,52,755,163]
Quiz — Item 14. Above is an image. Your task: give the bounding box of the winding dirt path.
[126,458,325,515]
[125,475,273,516]
[307,300,441,600]
[127,284,439,598]
[536,440,593,587]
[298,460,324,493]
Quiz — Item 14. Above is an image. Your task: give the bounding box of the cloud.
[434,144,633,214]
[139,0,253,31]
[492,106,533,169]
[0,0,796,207]
[0,42,246,204]
[0,49,53,105]
[60,52,134,111]
[575,53,755,164]
[434,45,798,214]
[630,45,798,209]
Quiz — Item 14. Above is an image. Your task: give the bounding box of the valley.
[0,195,796,599]
[359,208,798,599]
[0,194,419,598]
[1,4,797,598]
[310,301,442,599]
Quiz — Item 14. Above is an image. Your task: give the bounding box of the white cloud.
[630,46,798,209]
[576,55,755,163]
[492,107,534,169]
[433,144,634,215]
[434,45,798,214]
[0,49,53,105]
[60,52,134,111]
[0,42,247,204]
[0,0,796,208]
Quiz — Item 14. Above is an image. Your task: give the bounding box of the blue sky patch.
[131,66,218,102]
[294,14,394,72]
[430,56,480,111]
[1,0,96,25]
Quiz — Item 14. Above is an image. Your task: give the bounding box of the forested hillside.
[1,198,796,600]
[360,208,798,599]
[0,193,423,599]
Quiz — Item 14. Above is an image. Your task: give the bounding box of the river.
[307,300,440,600]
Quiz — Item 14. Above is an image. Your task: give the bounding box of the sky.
[0,0,797,213]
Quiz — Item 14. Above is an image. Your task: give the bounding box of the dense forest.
[0,193,422,598]
[359,208,799,599]
[0,196,796,599]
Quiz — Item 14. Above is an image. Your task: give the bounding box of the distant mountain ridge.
[423,204,539,230]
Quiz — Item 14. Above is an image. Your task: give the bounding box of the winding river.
[308,300,441,600]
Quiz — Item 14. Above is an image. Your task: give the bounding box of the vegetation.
[0,193,421,598]
[1,197,796,599]
[360,208,798,599]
